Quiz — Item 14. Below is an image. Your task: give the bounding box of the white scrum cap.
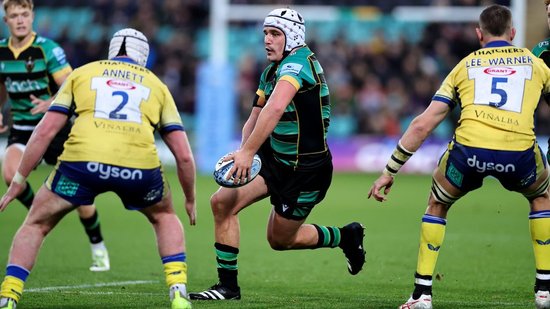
[263,8,305,52]
[108,28,149,67]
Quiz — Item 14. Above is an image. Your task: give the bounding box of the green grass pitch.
[0,166,537,308]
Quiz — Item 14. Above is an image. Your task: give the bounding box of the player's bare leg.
[139,192,191,309]
[189,176,268,300]
[267,209,365,275]
[0,186,74,306]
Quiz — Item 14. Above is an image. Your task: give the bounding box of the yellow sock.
[530,217,550,270]
[416,215,446,276]
[163,261,187,287]
[0,276,24,303]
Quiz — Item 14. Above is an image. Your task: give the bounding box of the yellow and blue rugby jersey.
[50,58,183,169]
[433,41,550,151]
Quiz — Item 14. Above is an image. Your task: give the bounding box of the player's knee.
[210,191,233,221]
[24,218,55,237]
[210,192,224,212]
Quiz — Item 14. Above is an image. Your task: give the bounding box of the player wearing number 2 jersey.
[0,28,196,309]
[52,60,178,168]
[368,5,550,309]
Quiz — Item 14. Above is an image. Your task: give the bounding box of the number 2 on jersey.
[91,77,151,123]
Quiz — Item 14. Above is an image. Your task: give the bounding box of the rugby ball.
[213,153,262,188]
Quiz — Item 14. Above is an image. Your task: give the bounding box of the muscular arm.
[241,99,264,147]
[0,111,68,211]
[368,100,450,202]
[399,100,450,152]
[241,80,297,155]
[162,129,197,225]
[229,80,298,182]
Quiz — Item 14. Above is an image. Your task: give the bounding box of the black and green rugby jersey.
[256,45,330,169]
[532,37,550,156]
[0,33,72,128]
[532,37,550,68]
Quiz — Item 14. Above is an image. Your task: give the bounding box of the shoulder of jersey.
[533,39,550,53]
[34,35,57,47]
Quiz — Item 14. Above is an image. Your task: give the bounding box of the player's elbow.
[409,117,434,138]
[178,152,194,166]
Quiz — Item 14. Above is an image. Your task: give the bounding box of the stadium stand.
[5,0,541,140]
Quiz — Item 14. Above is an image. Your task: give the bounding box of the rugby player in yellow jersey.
[368,5,550,309]
[0,0,110,272]
[0,28,196,309]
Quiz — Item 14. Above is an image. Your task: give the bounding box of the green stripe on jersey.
[273,121,299,135]
[271,138,297,155]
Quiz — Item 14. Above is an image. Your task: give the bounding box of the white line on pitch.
[26,280,158,292]
[29,291,161,296]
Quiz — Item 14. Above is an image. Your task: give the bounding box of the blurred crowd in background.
[11,0,548,140]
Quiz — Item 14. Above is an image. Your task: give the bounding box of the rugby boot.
[0,297,16,309]
[189,282,241,300]
[399,293,432,309]
[89,247,110,272]
[339,222,366,275]
[170,284,192,309]
[536,289,550,309]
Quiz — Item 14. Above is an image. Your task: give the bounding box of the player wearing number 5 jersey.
[368,5,550,309]
[0,28,196,309]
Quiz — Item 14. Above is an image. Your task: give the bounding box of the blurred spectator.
[18,0,516,140]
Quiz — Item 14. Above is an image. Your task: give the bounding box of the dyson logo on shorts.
[467,155,515,173]
[86,162,143,180]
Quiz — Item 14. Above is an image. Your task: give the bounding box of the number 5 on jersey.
[468,65,532,112]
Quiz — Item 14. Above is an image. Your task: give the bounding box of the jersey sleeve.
[49,70,75,114]
[277,58,318,91]
[44,39,72,78]
[535,57,550,101]
[532,40,548,57]
[158,84,184,134]
[432,62,462,109]
[278,62,304,90]
[532,40,550,70]
[255,65,271,100]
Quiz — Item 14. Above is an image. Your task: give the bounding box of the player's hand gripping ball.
[213,153,262,188]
